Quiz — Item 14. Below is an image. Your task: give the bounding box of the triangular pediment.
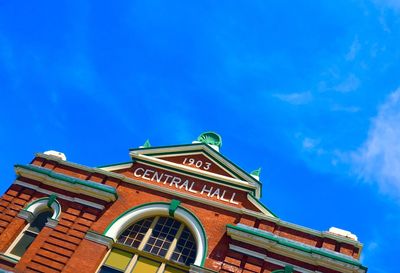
[129,143,262,198]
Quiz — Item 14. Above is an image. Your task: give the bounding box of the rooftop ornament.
[196,132,222,152]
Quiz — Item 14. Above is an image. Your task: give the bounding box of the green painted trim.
[24,197,61,219]
[130,143,262,188]
[133,157,257,195]
[16,164,118,199]
[169,199,181,217]
[271,265,293,273]
[103,201,208,267]
[97,161,133,168]
[227,224,367,271]
[47,194,57,208]
[248,193,278,218]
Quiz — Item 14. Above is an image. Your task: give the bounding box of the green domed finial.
[197,132,222,148]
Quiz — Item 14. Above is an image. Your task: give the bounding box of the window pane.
[144,217,181,257]
[104,248,133,271]
[10,231,36,257]
[131,257,160,273]
[171,227,197,265]
[164,265,187,273]
[28,210,53,233]
[118,217,154,248]
[98,266,124,273]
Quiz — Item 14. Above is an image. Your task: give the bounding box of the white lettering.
[179,180,190,191]
[201,185,213,196]
[229,192,239,205]
[163,174,173,184]
[210,188,221,199]
[134,167,240,205]
[188,182,197,193]
[170,177,181,188]
[133,168,145,177]
[220,190,230,202]
[152,171,163,183]
[143,169,154,180]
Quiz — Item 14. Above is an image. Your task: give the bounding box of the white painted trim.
[34,153,362,248]
[14,168,115,202]
[25,199,60,220]
[14,180,105,210]
[100,163,133,172]
[103,203,206,267]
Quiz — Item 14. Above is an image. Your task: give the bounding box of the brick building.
[0,132,367,273]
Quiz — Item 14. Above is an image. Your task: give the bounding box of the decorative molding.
[227,224,367,273]
[169,199,181,217]
[24,197,61,220]
[14,180,105,210]
[85,230,114,248]
[129,143,262,190]
[45,218,59,228]
[14,164,117,202]
[229,244,314,273]
[17,210,34,222]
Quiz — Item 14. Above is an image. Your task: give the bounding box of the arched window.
[5,196,61,261]
[99,216,197,273]
[7,209,53,259]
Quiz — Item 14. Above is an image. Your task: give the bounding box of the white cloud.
[352,88,400,197]
[273,91,313,105]
[374,0,400,12]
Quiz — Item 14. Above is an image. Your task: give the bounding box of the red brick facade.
[0,141,367,273]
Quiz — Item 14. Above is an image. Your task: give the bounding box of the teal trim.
[16,164,118,199]
[47,194,57,208]
[169,199,181,217]
[271,266,293,273]
[227,224,367,271]
[24,196,62,219]
[133,157,257,195]
[247,193,278,218]
[129,143,262,189]
[103,201,208,267]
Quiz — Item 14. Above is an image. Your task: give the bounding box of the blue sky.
[0,1,399,272]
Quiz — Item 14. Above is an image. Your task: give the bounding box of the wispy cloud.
[273,91,313,105]
[346,37,361,61]
[374,0,400,12]
[352,88,400,197]
[333,74,360,92]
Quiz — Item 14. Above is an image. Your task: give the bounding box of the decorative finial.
[251,168,261,180]
[140,139,151,148]
[196,131,222,149]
